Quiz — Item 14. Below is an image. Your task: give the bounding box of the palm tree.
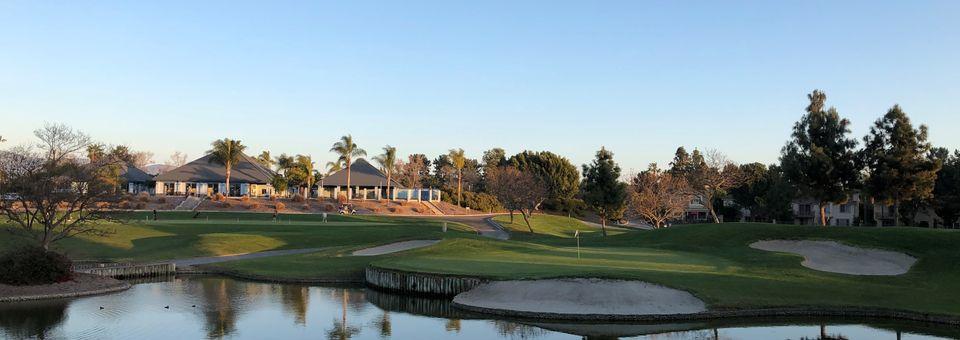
[330,135,366,199]
[295,155,316,199]
[208,138,246,197]
[325,160,344,175]
[448,148,466,206]
[373,145,397,201]
[276,154,294,173]
[256,151,275,169]
[86,143,106,162]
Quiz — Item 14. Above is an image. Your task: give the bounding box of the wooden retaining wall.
[74,262,176,279]
[364,267,486,296]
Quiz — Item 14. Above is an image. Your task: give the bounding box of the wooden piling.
[73,262,176,279]
[364,267,486,296]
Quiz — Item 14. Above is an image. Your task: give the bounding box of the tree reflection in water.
[492,320,548,339]
[370,310,391,338]
[194,277,252,338]
[799,324,849,340]
[326,288,360,340]
[279,285,310,325]
[445,319,462,333]
[0,299,69,340]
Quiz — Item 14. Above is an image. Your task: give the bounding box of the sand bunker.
[750,240,916,276]
[352,240,440,256]
[453,278,707,316]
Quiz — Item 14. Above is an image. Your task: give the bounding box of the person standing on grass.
[322,212,328,223]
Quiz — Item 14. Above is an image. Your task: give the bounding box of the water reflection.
[326,290,361,340]
[0,299,67,339]
[0,276,955,340]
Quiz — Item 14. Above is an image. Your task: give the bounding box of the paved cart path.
[352,240,441,256]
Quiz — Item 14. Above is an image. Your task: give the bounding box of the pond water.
[0,276,955,340]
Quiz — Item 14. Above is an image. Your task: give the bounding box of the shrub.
[118,201,131,209]
[221,201,232,208]
[292,195,305,203]
[135,202,146,209]
[323,203,335,212]
[301,204,310,210]
[270,195,278,202]
[461,191,503,213]
[336,194,348,204]
[388,207,398,213]
[138,195,150,203]
[240,195,251,202]
[0,246,73,286]
[213,193,225,202]
[413,206,425,213]
[543,198,587,217]
[157,197,167,204]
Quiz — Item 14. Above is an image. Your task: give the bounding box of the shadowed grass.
[1,211,475,262]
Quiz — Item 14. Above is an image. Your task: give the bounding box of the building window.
[840,204,848,213]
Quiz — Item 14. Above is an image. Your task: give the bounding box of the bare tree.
[0,126,122,250]
[486,166,547,232]
[34,123,91,163]
[130,151,154,169]
[166,151,188,168]
[687,149,743,223]
[629,164,693,228]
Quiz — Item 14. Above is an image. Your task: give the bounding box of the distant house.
[121,163,154,195]
[320,158,440,201]
[683,196,711,222]
[791,193,861,226]
[154,153,274,197]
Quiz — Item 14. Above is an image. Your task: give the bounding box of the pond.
[0,276,955,340]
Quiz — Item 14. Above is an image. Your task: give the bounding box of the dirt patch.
[452,278,707,316]
[750,240,917,276]
[352,240,441,256]
[0,273,130,302]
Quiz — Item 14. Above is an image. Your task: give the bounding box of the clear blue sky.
[2,1,958,173]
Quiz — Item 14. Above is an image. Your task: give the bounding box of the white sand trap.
[352,240,440,256]
[750,240,916,276]
[453,278,707,316]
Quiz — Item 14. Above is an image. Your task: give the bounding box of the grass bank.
[373,222,960,316]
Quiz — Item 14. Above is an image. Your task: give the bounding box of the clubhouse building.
[154,153,275,197]
[319,158,441,202]
[121,163,154,195]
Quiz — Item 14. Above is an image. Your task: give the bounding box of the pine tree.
[780,90,859,226]
[581,147,628,236]
[861,105,940,226]
[931,148,960,227]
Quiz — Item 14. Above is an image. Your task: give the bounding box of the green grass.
[493,213,625,240]
[0,211,474,262]
[373,223,960,316]
[5,211,960,317]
